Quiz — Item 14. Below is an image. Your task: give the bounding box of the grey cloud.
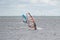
[0,0,60,16]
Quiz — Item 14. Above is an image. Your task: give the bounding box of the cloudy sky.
[0,0,60,16]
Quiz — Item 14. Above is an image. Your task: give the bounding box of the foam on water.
[37,27,43,30]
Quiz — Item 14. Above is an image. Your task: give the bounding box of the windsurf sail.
[26,12,37,30]
[22,12,37,30]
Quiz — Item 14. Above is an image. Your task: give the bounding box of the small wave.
[37,27,43,30]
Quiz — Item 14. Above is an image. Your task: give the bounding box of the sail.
[26,12,37,30]
[22,12,37,30]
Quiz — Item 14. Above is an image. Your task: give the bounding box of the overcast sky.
[0,0,60,16]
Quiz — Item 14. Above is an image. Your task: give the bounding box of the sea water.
[0,16,60,40]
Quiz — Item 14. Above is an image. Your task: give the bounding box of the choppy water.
[0,16,60,40]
